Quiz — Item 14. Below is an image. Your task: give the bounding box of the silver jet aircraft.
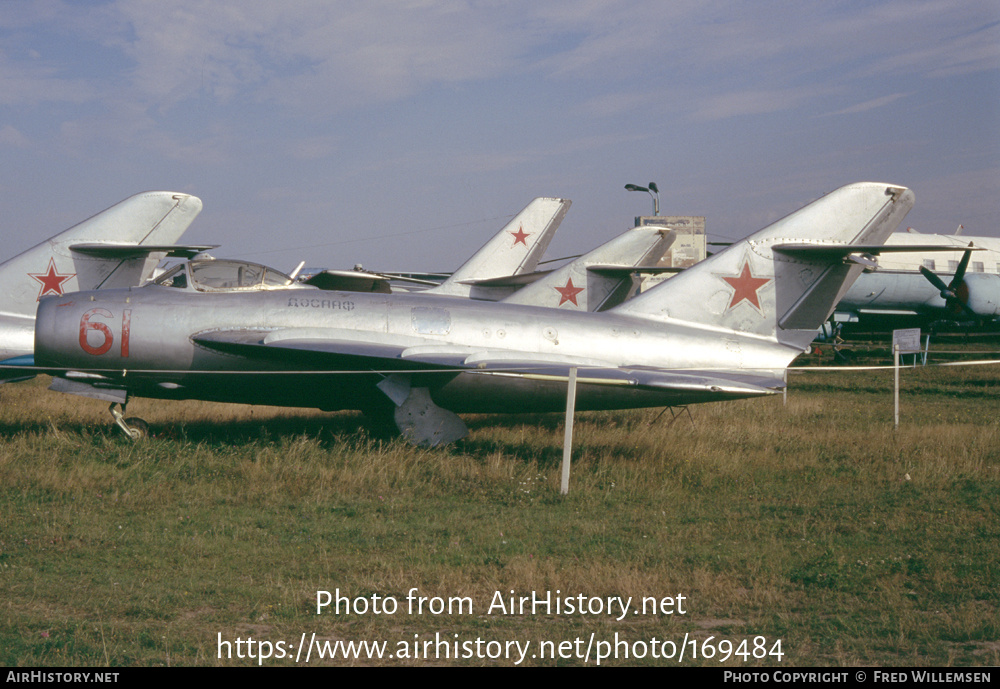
[0,191,208,375]
[304,197,570,297]
[28,182,914,445]
[387,221,676,311]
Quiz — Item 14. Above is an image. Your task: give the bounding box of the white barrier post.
[560,367,578,495]
[894,343,900,429]
[892,328,920,430]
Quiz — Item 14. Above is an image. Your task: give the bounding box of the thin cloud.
[0,124,30,149]
[824,93,912,117]
[689,87,825,122]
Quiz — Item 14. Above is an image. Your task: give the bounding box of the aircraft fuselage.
[839,270,1000,318]
[34,284,795,413]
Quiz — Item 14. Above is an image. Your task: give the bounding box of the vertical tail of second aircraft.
[502,224,674,311]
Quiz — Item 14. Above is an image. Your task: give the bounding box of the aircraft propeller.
[918,246,977,318]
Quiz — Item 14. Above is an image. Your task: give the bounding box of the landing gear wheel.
[123,417,150,440]
[108,402,150,441]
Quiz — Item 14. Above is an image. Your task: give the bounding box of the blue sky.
[2,1,998,272]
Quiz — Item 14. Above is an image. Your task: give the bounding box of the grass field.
[1,357,998,666]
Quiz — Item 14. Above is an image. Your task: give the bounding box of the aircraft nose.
[33,296,58,365]
[33,293,84,366]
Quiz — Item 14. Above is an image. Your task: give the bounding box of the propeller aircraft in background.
[831,231,1000,330]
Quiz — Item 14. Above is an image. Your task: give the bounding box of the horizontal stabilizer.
[613,182,915,347]
[303,270,392,293]
[586,264,680,275]
[457,270,551,287]
[70,244,218,258]
[772,243,983,258]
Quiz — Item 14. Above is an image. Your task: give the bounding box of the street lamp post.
[625,182,660,216]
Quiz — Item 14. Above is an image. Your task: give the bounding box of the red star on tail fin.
[28,258,76,300]
[722,261,770,313]
[509,225,530,246]
[554,278,584,306]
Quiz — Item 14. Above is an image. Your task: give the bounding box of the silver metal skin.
[0,191,205,365]
[30,183,915,445]
[502,224,674,312]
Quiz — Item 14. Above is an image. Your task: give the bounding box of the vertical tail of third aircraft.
[611,182,915,350]
[430,197,570,298]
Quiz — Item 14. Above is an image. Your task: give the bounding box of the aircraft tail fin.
[502,225,674,311]
[429,197,570,298]
[611,182,915,349]
[0,191,202,359]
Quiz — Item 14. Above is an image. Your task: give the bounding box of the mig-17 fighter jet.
[22,182,914,446]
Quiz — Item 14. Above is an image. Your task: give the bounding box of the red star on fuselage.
[554,277,585,306]
[722,260,770,312]
[509,225,531,246]
[28,258,76,300]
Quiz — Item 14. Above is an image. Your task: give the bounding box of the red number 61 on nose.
[79,308,131,357]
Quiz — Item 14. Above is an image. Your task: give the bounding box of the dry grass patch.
[2,364,998,665]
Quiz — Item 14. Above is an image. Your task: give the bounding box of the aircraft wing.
[193,327,613,370]
[191,327,780,397]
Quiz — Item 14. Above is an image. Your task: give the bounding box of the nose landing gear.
[109,402,150,440]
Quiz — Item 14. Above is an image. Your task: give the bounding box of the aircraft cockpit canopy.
[152,259,296,292]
